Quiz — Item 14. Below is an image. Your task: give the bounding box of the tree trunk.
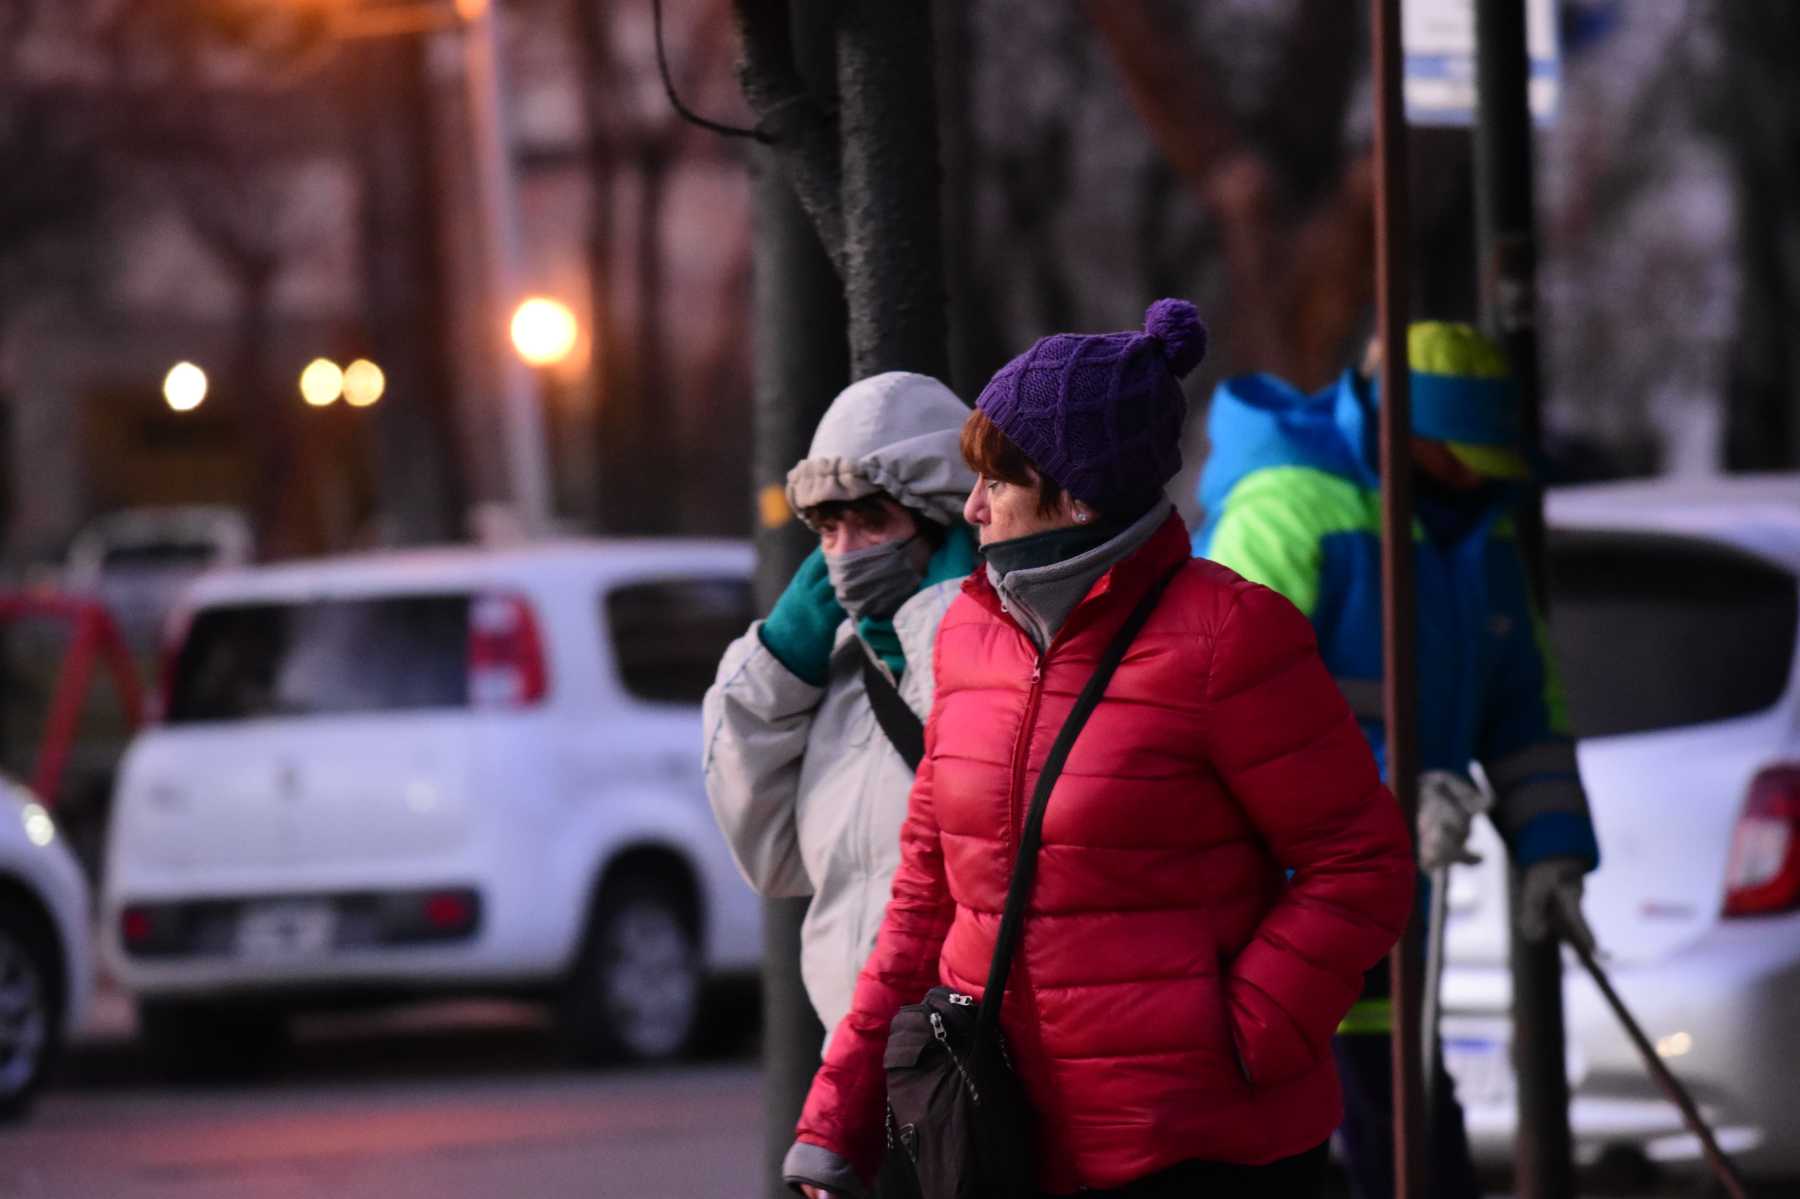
[575,0,621,533]
[835,0,948,380]
[749,28,845,1199]
[231,260,296,559]
[353,36,467,545]
[933,0,996,401]
[636,146,675,532]
[1719,1,1800,470]
[740,3,849,1192]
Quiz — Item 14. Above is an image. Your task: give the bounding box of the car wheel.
[559,874,702,1065]
[138,999,289,1079]
[0,901,62,1121]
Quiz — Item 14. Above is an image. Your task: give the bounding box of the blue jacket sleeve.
[1477,542,1600,871]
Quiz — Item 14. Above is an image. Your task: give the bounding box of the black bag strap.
[976,562,1185,1049]
[863,652,926,773]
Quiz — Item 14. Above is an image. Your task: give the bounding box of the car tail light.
[1723,764,1800,917]
[468,593,547,708]
[121,905,154,946]
[422,890,476,932]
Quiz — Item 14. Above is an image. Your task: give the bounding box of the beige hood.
[785,372,975,529]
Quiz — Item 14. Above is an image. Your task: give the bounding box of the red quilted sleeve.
[793,710,956,1180]
[1197,582,1415,1087]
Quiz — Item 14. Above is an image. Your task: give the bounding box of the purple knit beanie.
[975,299,1208,518]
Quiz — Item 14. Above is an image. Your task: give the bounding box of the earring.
[1075,510,1089,524]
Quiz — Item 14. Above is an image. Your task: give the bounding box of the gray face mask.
[825,538,923,621]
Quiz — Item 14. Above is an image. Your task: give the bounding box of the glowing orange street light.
[509,297,579,368]
[300,358,345,407]
[162,362,208,413]
[343,358,386,408]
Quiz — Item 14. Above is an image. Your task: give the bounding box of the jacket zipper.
[1007,655,1046,852]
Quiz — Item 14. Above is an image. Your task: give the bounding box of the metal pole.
[1421,864,1450,1122]
[1472,5,1575,1196]
[460,0,553,534]
[1372,2,1424,1196]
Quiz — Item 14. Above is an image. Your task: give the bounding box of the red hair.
[959,410,1066,516]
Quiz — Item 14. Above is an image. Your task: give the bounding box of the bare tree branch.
[1086,0,1373,387]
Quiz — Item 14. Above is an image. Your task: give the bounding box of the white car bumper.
[99,863,583,1000]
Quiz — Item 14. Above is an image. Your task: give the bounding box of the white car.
[101,540,760,1068]
[64,505,255,647]
[1442,473,1800,1181]
[0,774,92,1118]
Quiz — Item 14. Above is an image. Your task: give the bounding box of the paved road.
[3,1003,763,1199]
[0,998,1749,1199]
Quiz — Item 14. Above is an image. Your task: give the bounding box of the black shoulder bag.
[862,653,925,773]
[881,564,1182,1199]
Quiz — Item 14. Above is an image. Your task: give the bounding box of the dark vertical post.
[354,34,467,544]
[1372,1,1423,1196]
[572,0,620,534]
[835,0,948,381]
[1473,4,1574,1197]
[749,10,846,1195]
[932,0,982,401]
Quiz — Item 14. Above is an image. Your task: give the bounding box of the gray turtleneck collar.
[986,499,1172,652]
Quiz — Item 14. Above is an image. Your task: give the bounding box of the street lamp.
[162,362,208,413]
[300,358,345,407]
[343,358,387,407]
[509,297,579,369]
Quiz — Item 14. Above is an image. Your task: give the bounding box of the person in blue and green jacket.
[1194,322,1601,1199]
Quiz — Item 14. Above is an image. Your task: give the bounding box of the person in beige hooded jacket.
[703,372,976,1046]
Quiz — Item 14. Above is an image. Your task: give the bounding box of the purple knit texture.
[975,299,1208,516]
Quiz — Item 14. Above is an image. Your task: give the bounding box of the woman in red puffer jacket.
[783,301,1416,1199]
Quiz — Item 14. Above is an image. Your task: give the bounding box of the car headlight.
[20,800,56,848]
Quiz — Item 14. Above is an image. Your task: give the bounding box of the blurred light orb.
[455,0,489,19]
[301,358,345,407]
[20,801,55,848]
[162,362,208,413]
[1656,1030,1693,1059]
[343,358,386,408]
[510,297,579,367]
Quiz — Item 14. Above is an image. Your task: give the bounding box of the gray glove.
[1519,857,1597,954]
[1416,771,1490,872]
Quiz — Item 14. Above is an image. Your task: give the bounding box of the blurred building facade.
[0,0,753,573]
[1,0,1790,574]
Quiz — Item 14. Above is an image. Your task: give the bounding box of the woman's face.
[814,496,921,557]
[963,473,1084,545]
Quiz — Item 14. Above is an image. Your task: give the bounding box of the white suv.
[101,540,760,1068]
[0,773,91,1118]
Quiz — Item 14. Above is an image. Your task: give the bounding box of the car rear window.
[605,576,755,705]
[1548,531,1798,738]
[166,595,471,723]
[101,542,218,571]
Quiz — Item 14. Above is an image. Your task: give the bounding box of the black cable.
[652,0,770,142]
